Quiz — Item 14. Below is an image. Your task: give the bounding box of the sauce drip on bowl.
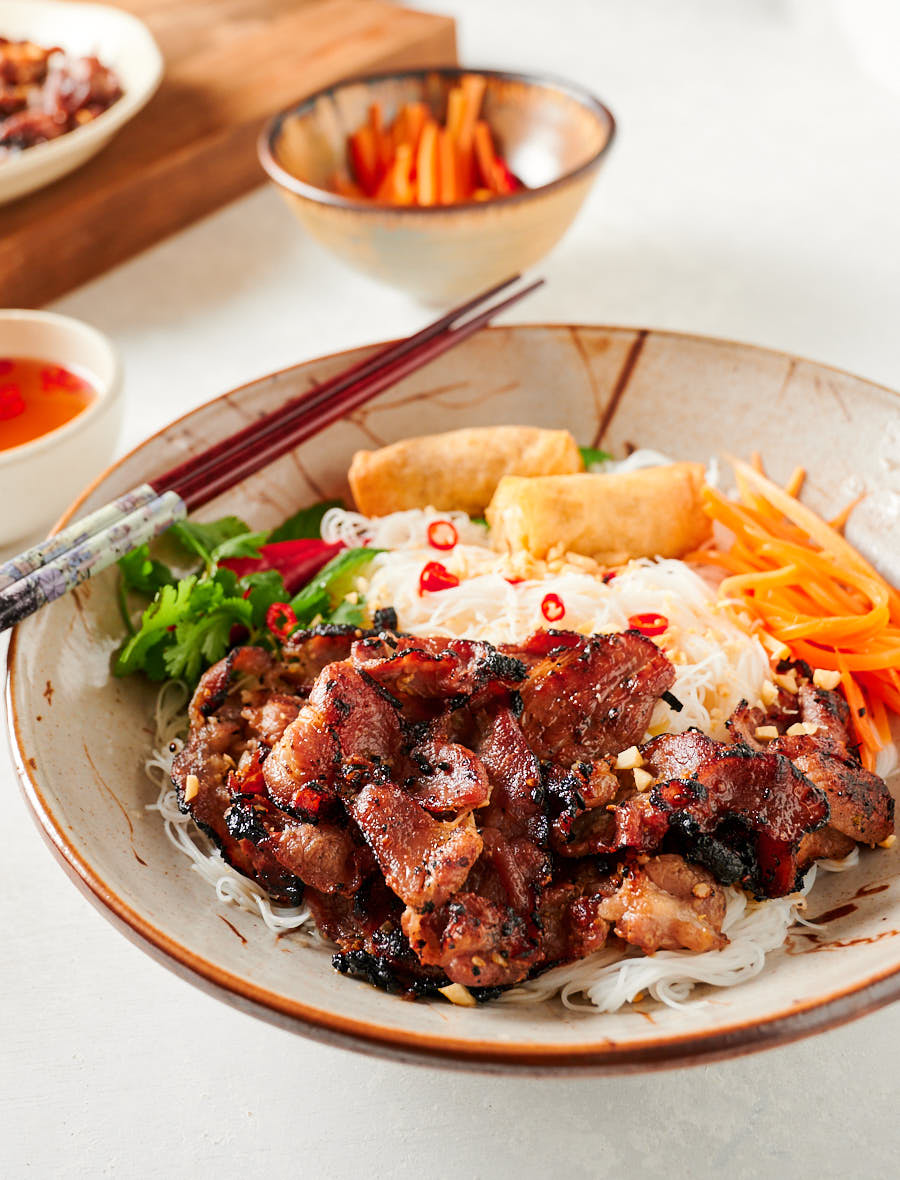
[0,357,97,451]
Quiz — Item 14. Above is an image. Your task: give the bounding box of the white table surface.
[4,1,900,1175]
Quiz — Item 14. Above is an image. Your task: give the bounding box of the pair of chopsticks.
[0,274,542,633]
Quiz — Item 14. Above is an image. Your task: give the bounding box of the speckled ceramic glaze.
[259,69,615,302]
[8,326,900,1073]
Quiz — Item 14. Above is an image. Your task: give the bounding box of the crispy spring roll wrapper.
[486,463,712,563]
[348,426,582,517]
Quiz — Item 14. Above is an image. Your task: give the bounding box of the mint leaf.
[268,499,343,544]
[579,446,612,469]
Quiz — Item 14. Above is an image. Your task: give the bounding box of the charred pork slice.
[517,630,675,764]
[726,680,894,858]
[598,855,728,954]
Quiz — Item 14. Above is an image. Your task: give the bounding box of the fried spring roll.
[486,463,712,563]
[348,426,582,517]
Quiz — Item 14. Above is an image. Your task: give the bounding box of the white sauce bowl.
[0,310,123,545]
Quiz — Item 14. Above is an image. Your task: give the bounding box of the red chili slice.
[427,519,458,551]
[266,601,298,641]
[227,748,267,796]
[541,593,565,622]
[419,561,460,595]
[41,364,86,393]
[602,570,617,585]
[628,612,669,637]
[0,383,25,420]
[505,576,525,585]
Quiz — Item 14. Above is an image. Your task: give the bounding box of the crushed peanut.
[437,983,477,1007]
[813,668,842,691]
[616,745,644,770]
[761,633,791,661]
[760,679,779,707]
[184,773,200,803]
[878,835,897,850]
[786,721,819,737]
[774,670,798,694]
[755,725,779,741]
[692,882,711,898]
[633,767,654,792]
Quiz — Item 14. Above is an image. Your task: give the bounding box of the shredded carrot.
[334,76,522,205]
[699,457,899,770]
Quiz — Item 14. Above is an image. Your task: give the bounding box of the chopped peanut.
[755,725,779,741]
[813,668,843,691]
[438,983,477,1007]
[760,679,779,707]
[633,767,654,792]
[786,721,819,737]
[616,746,644,770]
[184,774,200,803]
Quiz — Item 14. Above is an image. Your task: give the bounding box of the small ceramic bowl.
[259,67,616,303]
[0,0,163,206]
[0,310,123,545]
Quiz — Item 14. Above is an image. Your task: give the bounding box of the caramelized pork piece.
[226,794,365,895]
[402,893,540,988]
[599,855,727,954]
[518,630,675,764]
[475,704,546,843]
[350,782,482,909]
[263,662,403,811]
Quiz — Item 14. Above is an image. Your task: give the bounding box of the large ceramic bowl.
[7,325,900,1073]
[0,0,163,206]
[259,68,615,302]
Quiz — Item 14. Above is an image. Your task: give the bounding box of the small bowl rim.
[258,65,617,215]
[0,309,122,467]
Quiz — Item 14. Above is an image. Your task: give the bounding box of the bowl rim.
[0,309,122,466]
[0,0,164,180]
[258,65,617,215]
[8,323,900,1073]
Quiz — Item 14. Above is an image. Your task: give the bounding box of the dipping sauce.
[0,357,97,451]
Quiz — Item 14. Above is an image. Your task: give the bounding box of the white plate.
[0,0,162,205]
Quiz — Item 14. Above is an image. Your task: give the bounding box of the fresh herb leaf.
[162,594,253,682]
[170,516,262,567]
[268,498,344,544]
[240,569,289,628]
[469,516,488,528]
[118,544,176,596]
[114,577,200,679]
[114,570,256,684]
[579,445,612,469]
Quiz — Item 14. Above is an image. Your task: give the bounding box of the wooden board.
[0,0,457,307]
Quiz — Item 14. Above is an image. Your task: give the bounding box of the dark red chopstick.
[154,273,524,503]
[173,277,544,511]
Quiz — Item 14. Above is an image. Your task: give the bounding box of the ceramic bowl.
[0,310,123,545]
[7,325,900,1072]
[0,0,163,206]
[259,68,615,302]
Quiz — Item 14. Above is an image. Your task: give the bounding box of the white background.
[4,1,900,1175]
